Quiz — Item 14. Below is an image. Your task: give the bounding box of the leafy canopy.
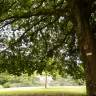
[0,0,95,80]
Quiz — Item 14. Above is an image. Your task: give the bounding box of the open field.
[0,86,86,96]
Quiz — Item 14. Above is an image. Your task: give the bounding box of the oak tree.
[0,0,96,95]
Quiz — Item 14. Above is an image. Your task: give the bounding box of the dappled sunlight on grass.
[0,86,86,96]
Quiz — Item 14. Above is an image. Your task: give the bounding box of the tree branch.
[0,7,68,23]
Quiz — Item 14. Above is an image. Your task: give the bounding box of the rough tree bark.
[79,19,96,96]
[73,0,96,95]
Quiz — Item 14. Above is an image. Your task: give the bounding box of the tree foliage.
[0,0,95,82]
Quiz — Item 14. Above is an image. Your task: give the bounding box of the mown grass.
[0,86,86,96]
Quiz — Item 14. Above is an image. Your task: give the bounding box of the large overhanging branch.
[0,7,69,23]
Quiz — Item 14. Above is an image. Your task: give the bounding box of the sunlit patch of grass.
[0,86,86,96]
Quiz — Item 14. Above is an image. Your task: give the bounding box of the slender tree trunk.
[45,72,48,88]
[73,1,96,95]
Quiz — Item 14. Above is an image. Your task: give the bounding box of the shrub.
[3,82,11,88]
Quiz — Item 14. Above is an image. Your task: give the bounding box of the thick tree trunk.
[80,25,96,96]
[73,1,96,95]
[77,20,96,96]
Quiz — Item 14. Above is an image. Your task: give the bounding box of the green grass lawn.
[0,86,86,96]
